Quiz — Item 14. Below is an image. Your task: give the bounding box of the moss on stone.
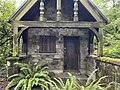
[96,57,120,63]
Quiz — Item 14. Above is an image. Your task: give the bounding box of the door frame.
[63,36,80,71]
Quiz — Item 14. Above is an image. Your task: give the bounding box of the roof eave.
[88,0,108,24]
[8,0,29,23]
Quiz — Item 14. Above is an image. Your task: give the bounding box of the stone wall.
[96,60,120,89]
[85,55,97,79]
[25,28,89,73]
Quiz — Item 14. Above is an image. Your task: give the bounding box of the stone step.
[49,70,88,85]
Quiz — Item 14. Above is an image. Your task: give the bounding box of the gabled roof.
[8,0,108,23]
[88,0,108,23]
[8,0,37,22]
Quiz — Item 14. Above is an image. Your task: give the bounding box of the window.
[39,36,56,53]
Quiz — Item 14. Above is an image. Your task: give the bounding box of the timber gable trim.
[9,0,37,21]
[80,0,103,22]
[8,0,107,23]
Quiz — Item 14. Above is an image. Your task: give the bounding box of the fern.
[6,62,53,90]
[50,70,113,90]
[27,78,33,90]
[5,77,21,90]
[22,79,28,90]
[82,70,113,90]
[20,67,31,76]
[14,79,24,90]
[7,74,20,80]
[51,72,81,90]
[14,62,28,68]
[86,69,98,86]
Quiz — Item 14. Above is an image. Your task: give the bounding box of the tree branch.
[0,38,12,46]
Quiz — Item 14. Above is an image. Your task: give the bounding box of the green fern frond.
[54,77,65,88]
[42,70,49,75]
[20,67,31,76]
[38,83,49,90]
[22,79,28,90]
[40,66,48,72]
[14,79,24,90]
[14,62,28,68]
[34,78,39,86]
[33,63,40,72]
[8,74,20,80]
[47,79,58,88]
[34,73,48,79]
[27,78,33,90]
[105,81,114,90]
[95,76,108,85]
[6,63,52,90]
[86,69,98,86]
[5,77,21,90]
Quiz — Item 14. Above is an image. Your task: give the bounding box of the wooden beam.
[16,21,105,28]
[12,23,19,56]
[57,0,61,21]
[80,0,103,22]
[98,28,103,56]
[89,28,99,41]
[18,26,29,42]
[39,0,45,21]
[88,31,94,55]
[74,0,78,21]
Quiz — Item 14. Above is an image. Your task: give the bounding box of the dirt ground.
[0,78,8,90]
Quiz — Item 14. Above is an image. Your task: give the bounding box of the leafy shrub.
[5,63,53,90]
[103,42,120,59]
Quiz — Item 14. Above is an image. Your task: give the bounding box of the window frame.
[39,36,56,53]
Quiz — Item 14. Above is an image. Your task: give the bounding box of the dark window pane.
[39,36,56,53]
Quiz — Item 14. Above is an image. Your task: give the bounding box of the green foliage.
[103,40,120,58]
[5,63,52,90]
[5,65,114,90]
[92,0,120,58]
[96,62,120,90]
[51,73,81,90]
[81,69,112,90]
[51,70,112,90]
[0,0,16,66]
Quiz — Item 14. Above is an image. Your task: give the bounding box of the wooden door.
[64,36,80,70]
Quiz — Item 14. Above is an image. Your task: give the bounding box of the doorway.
[64,36,80,70]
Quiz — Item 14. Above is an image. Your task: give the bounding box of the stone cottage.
[8,0,107,80]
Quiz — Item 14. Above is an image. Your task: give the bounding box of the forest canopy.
[0,0,16,66]
[92,0,120,58]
